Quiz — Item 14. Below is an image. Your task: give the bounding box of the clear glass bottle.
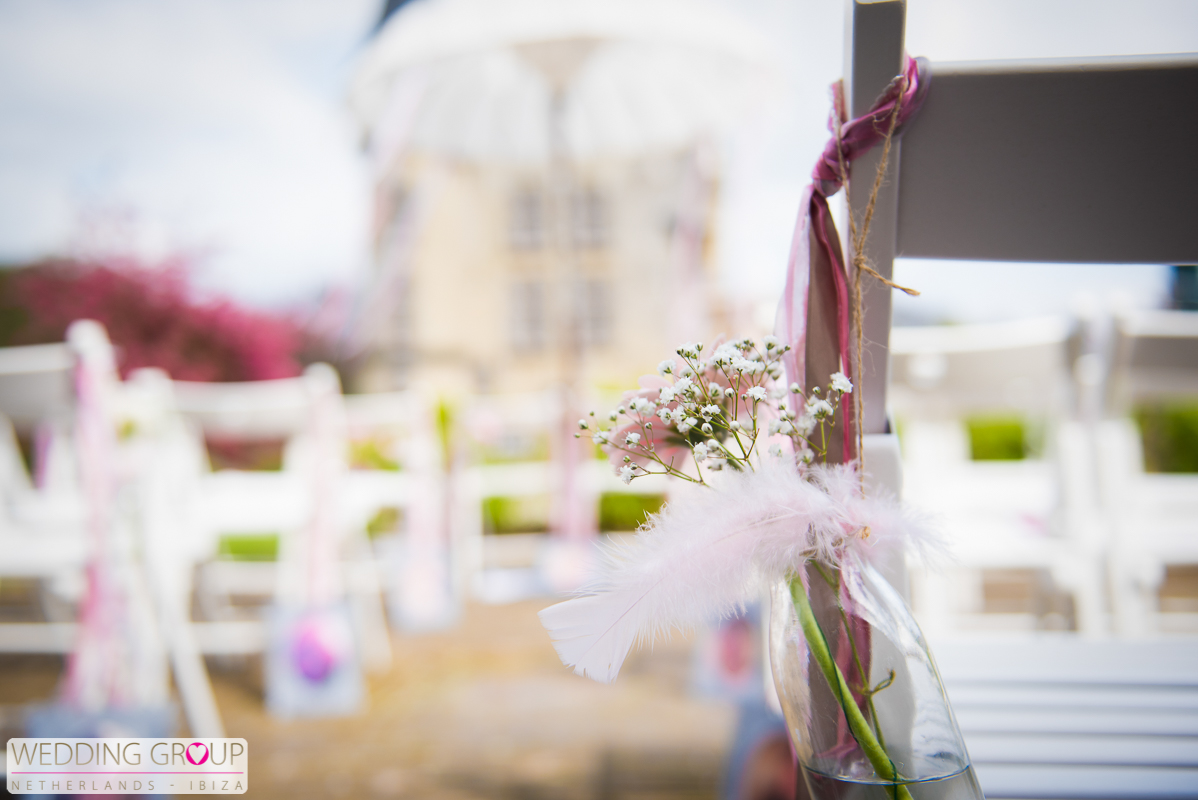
[770,555,984,800]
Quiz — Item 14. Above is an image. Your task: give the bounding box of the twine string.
[833,71,919,492]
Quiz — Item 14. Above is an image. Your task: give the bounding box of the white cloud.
[0,0,379,305]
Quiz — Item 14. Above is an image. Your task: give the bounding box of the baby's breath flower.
[789,382,802,394]
[731,356,758,374]
[609,411,618,422]
[708,385,724,400]
[763,335,780,350]
[677,342,701,359]
[796,414,817,435]
[769,443,784,457]
[729,420,741,431]
[701,404,721,417]
[630,397,656,415]
[711,344,738,366]
[830,372,853,394]
[797,446,815,464]
[707,457,726,471]
[578,419,589,430]
[625,432,641,446]
[659,386,675,403]
[619,465,635,484]
[673,376,694,396]
[677,417,698,435]
[701,422,713,435]
[658,359,676,376]
[592,431,609,445]
[777,420,795,435]
[768,420,780,435]
[806,397,834,420]
[658,407,673,424]
[693,442,709,462]
[746,386,767,402]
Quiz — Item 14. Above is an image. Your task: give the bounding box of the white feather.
[538,463,937,683]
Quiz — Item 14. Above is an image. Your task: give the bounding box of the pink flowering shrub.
[0,257,304,382]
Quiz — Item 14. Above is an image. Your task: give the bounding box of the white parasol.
[350,0,781,163]
[350,0,781,591]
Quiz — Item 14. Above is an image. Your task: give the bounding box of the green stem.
[789,575,913,800]
[811,563,889,751]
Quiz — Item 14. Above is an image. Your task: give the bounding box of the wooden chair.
[842,0,1198,796]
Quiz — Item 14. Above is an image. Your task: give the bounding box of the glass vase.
[770,555,984,800]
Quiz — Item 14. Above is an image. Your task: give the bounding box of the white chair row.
[456,389,671,601]
[0,321,455,732]
[1099,309,1198,637]
[891,310,1198,638]
[0,323,216,734]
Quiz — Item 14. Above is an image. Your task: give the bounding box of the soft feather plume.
[539,463,938,683]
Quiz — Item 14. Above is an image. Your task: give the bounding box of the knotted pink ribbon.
[776,55,929,462]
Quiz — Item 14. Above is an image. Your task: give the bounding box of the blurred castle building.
[353,150,724,398]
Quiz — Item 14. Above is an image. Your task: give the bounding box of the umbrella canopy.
[351,0,781,163]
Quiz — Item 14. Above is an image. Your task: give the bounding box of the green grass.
[966,417,1026,460]
[348,438,400,471]
[1136,403,1198,473]
[599,492,666,531]
[217,533,279,561]
[482,495,550,534]
[366,506,403,538]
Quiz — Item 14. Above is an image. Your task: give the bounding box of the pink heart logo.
[185,743,209,766]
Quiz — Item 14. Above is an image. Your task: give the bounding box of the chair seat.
[936,638,1198,799]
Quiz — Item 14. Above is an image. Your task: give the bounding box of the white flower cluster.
[578,338,853,485]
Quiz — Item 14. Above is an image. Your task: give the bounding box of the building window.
[510,280,547,352]
[571,187,608,249]
[509,188,544,250]
[574,279,612,348]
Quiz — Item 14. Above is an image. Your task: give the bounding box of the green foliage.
[482,495,550,534]
[1135,403,1198,473]
[436,399,455,463]
[366,506,403,537]
[966,416,1027,461]
[349,438,400,471]
[217,533,279,562]
[599,492,666,532]
[475,433,550,464]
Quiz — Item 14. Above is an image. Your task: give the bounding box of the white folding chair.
[890,317,1107,635]
[168,365,396,671]
[341,390,455,632]
[840,1,1198,795]
[0,325,223,737]
[0,342,87,643]
[1099,310,1198,636]
[459,389,673,601]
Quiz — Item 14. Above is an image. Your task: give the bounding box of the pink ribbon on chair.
[776,55,929,462]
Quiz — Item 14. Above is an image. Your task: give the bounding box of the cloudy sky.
[0,0,378,305]
[0,0,1195,317]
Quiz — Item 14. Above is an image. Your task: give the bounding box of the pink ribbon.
[776,56,929,462]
